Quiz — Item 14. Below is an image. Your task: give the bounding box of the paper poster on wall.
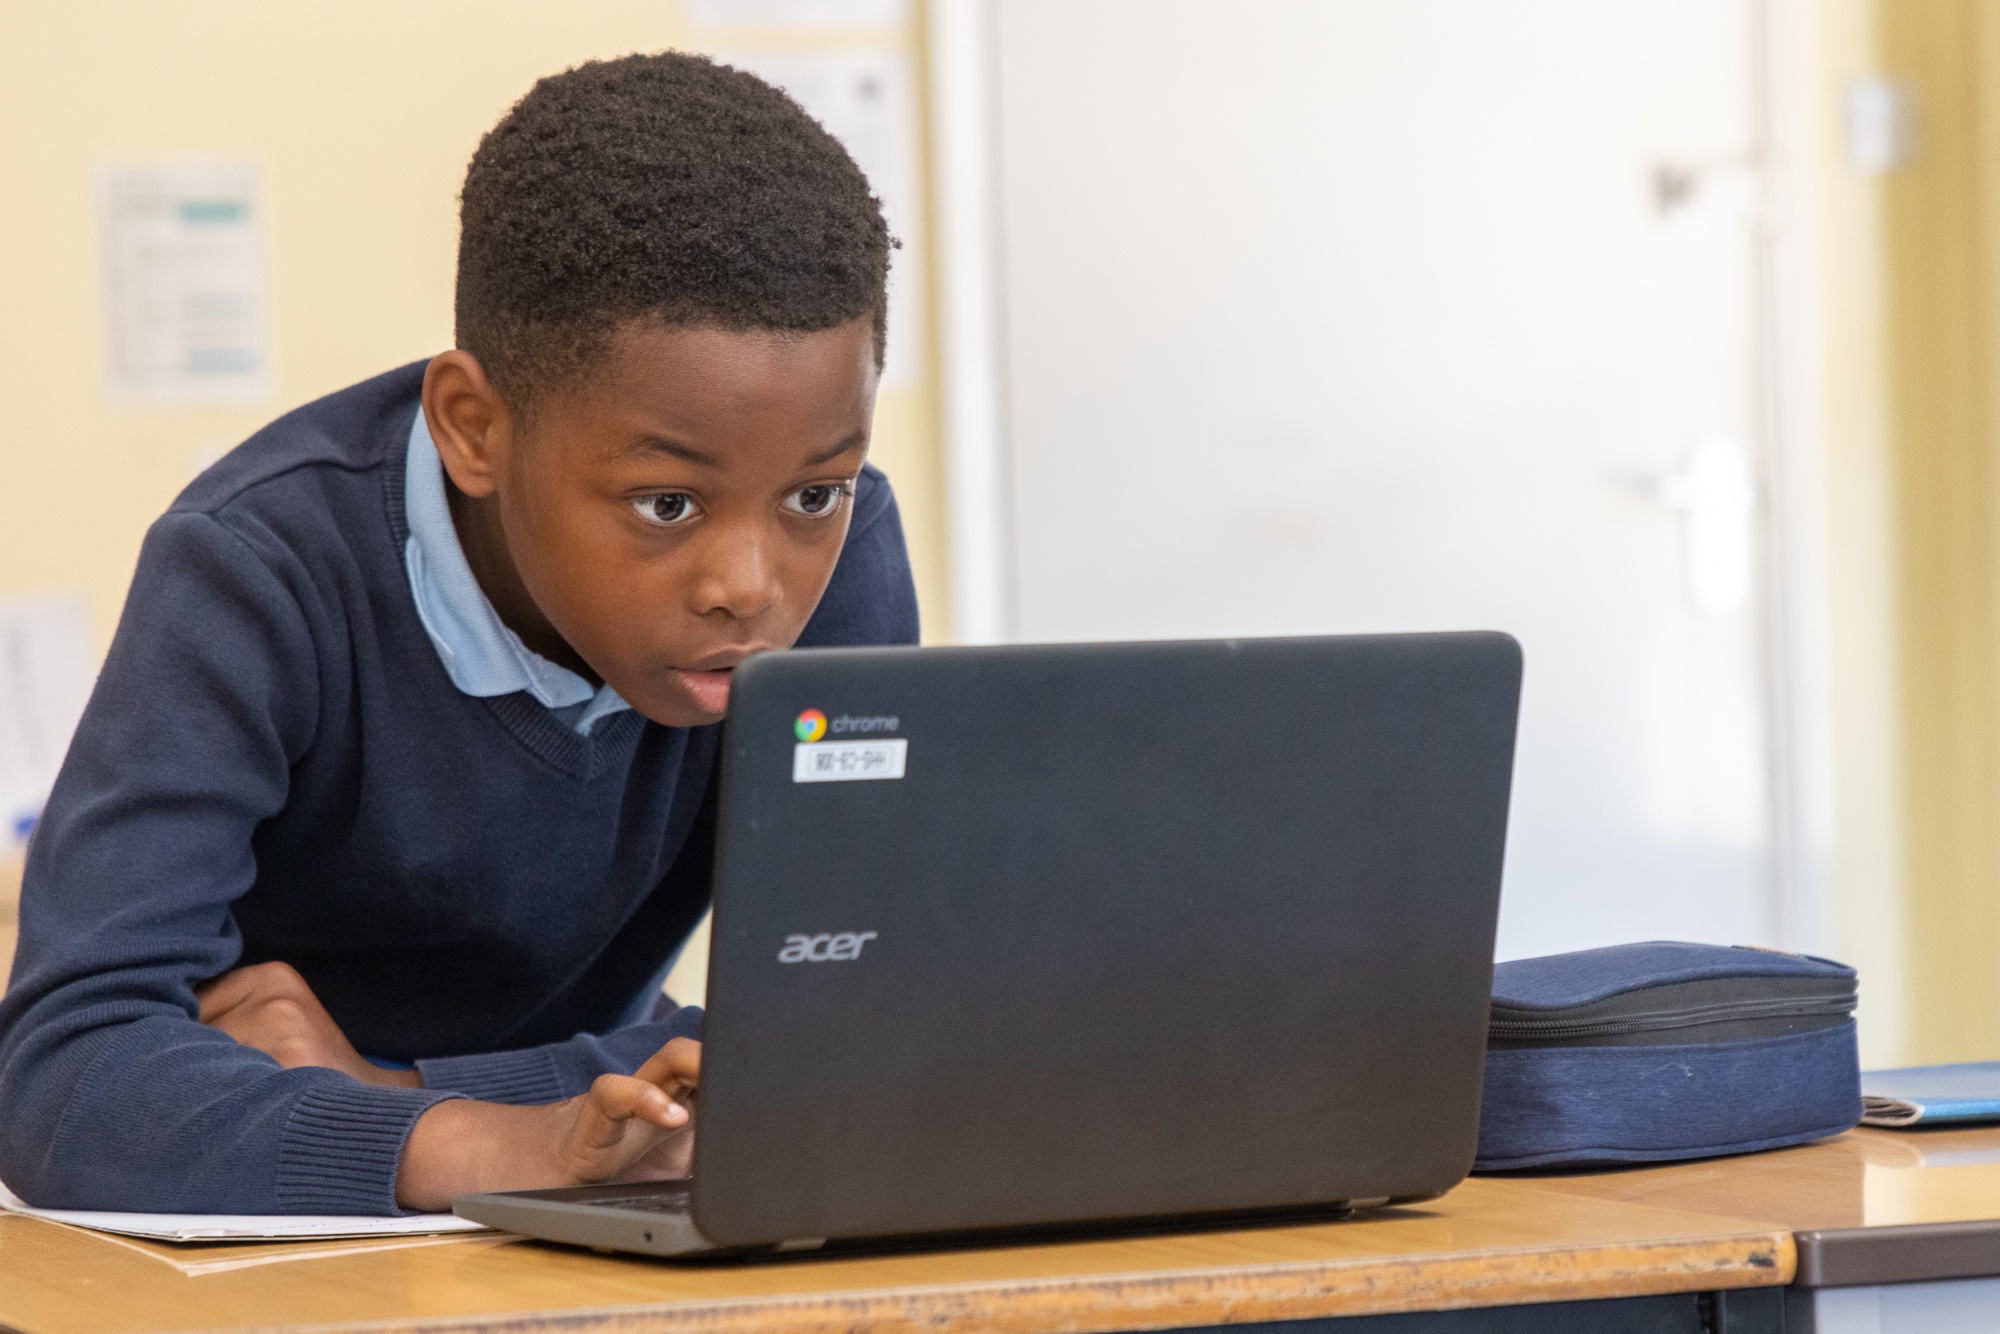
[719,50,924,387]
[97,161,269,404]
[0,595,94,855]
[684,0,908,28]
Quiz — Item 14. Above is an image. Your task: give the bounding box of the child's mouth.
[672,667,734,715]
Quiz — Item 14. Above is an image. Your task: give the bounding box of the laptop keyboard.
[582,1187,692,1215]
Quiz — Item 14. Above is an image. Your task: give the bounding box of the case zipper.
[1489,992,1855,1042]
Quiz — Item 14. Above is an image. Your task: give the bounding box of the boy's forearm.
[395,1098,571,1211]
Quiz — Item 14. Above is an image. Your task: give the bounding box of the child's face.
[424,317,879,728]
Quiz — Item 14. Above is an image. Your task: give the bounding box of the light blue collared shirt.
[403,411,632,735]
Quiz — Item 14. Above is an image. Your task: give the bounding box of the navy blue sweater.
[0,363,918,1213]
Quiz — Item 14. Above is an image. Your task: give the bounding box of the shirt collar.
[402,410,631,735]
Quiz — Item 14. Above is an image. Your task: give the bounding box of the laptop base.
[454,1179,1441,1261]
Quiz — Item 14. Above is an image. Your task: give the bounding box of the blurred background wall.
[2,0,1999,1071]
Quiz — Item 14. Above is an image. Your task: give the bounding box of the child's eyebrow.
[624,436,720,467]
[803,433,869,467]
[620,433,869,469]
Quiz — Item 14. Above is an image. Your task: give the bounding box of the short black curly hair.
[455,51,892,408]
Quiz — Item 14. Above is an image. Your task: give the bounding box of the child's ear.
[421,351,513,499]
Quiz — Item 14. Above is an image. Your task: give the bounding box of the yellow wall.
[1875,0,2000,1064]
[1816,0,1911,1067]
[1815,0,2000,1066]
[0,0,949,671]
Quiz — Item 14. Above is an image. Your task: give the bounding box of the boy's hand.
[555,1039,701,1183]
[395,1038,700,1211]
[196,961,421,1089]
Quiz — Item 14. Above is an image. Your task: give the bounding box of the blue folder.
[1861,1062,2000,1127]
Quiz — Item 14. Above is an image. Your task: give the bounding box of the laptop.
[455,631,1522,1257]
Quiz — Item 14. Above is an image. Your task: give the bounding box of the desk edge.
[238,1228,1796,1334]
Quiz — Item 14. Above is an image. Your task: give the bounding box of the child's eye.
[784,483,850,519]
[631,492,698,527]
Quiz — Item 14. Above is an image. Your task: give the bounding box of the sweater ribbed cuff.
[275,1081,463,1215]
[415,1045,566,1105]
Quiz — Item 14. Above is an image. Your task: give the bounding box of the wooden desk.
[0,1177,1791,1334]
[1517,1124,2000,1289]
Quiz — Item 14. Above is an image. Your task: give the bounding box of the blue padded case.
[1475,942,1862,1171]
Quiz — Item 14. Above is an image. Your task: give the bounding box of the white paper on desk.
[0,1182,484,1243]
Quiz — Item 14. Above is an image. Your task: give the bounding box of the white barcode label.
[792,739,908,783]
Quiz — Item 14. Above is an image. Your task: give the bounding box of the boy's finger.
[566,1081,674,1163]
[632,1037,701,1092]
[588,1073,689,1131]
[560,1077,691,1183]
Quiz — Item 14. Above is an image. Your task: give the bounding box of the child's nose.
[688,521,782,621]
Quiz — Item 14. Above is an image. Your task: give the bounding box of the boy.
[0,52,916,1213]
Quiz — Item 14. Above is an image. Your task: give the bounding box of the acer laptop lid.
[456,631,1521,1257]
